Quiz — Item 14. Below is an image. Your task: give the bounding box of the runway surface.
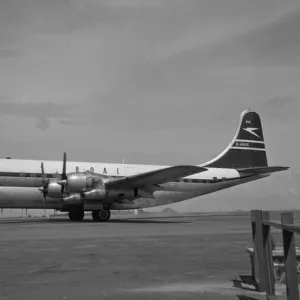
[0,213,285,300]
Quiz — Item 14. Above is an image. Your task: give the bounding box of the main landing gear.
[67,208,111,222]
[68,209,84,221]
[92,209,111,222]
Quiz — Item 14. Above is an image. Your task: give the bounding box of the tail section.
[202,109,268,169]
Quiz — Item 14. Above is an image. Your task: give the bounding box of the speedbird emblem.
[243,127,261,138]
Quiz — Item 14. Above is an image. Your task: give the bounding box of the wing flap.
[105,165,207,189]
[237,166,290,174]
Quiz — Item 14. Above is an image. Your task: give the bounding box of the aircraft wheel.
[92,209,111,222]
[69,209,84,221]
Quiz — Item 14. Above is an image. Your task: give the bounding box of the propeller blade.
[40,163,48,194]
[62,152,67,180]
[41,162,46,185]
[40,162,48,214]
[61,152,67,194]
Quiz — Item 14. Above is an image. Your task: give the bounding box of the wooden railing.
[250,210,300,300]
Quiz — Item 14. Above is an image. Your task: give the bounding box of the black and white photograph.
[0,1,300,299]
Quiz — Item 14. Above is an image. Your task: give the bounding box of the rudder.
[202,109,268,169]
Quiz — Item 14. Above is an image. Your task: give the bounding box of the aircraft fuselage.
[0,158,266,210]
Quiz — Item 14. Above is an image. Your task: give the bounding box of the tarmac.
[0,212,287,300]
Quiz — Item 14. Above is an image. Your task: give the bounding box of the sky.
[0,0,300,213]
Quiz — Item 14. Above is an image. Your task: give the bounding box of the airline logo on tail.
[243,127,261,139]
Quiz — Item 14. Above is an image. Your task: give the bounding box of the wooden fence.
[243,210,300,300]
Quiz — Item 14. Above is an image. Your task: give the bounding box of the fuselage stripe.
[235,139,265,144]
[232,141,265,149]
[230,147,266,151]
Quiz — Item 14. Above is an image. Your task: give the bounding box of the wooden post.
[251,210,266,292]
[251,211,257,281]
[281,212,299,300]
[262,211,276,299]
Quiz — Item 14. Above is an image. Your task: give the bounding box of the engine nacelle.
[66,172,94,193]
[47,181,63,198]
[61,193,84,210]
[83,187,138,202]
[63,194,83,205]
[83,189,107,200]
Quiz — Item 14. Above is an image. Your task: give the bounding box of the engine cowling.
[47,181,63,198]
[60,187,139,210]
[83,189,107,200]
[83,187,138,202]
[65,172,94,193]
[60,193,84,210]
[63,194,83,205]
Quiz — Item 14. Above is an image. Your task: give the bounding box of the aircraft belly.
[0,187,61,209]
[130,176,263,209]
[129,183,222,208]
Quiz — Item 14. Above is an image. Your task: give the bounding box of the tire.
[69,209,84,221]
[92,209,111,222]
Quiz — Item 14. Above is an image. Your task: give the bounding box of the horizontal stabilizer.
[237,166,290,174]
[106,165,207,189]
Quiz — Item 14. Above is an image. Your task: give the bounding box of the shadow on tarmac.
[0,217,190,225]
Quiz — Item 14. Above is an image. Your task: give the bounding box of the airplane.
[0,109,289,222]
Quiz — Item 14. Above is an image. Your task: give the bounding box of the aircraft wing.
[237,166,290,174]
[105,165,207,189]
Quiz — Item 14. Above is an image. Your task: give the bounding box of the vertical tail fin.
[202,109,268,169]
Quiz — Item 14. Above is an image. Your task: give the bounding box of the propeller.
[39,161,48,215]
[60,152,67,195]
[39,152,68,202]
[40,162,48,197]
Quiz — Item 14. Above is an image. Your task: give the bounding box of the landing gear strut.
[68,209,84,221]
[92,209,111,222]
